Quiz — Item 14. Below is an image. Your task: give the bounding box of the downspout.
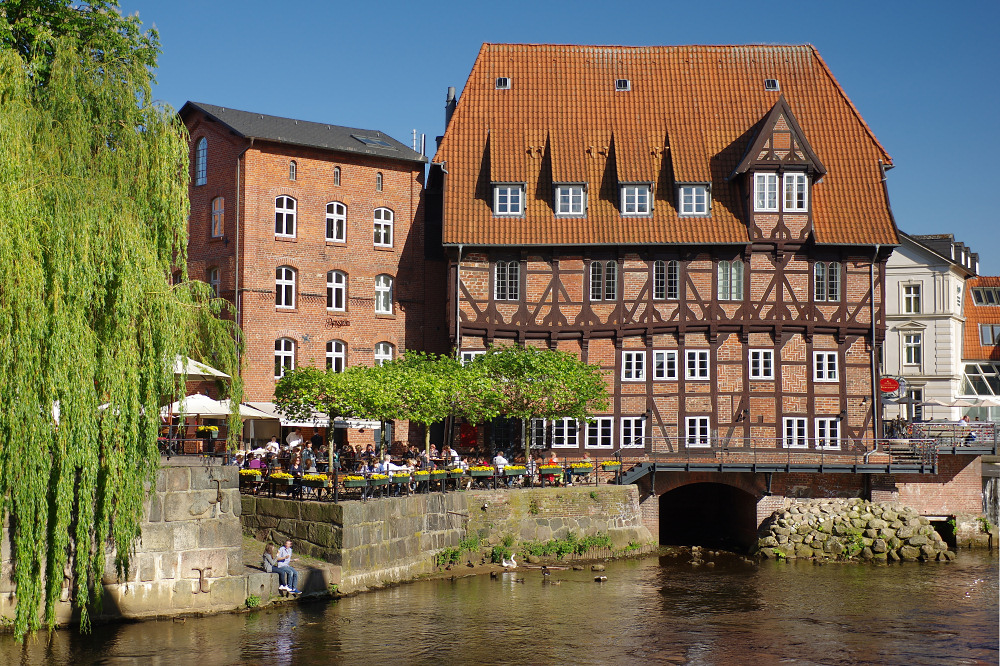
[865,243,880,462]
[446,243,463,453]
[234,138,253,338]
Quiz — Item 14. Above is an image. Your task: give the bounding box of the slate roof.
[964,276,1000,361]
[433,43,898,247]
[180,102,427,164]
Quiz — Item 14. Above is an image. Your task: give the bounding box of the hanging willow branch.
[0,38,241,639]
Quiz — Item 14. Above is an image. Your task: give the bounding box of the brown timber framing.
[449,241,887,451]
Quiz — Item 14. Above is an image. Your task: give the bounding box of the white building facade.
[883,233,978,422]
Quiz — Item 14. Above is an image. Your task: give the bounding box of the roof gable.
[733,95,826,176]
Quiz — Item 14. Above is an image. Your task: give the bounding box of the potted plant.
[600,460,622,471]
[301,473,329,488]
[390,473,411,484]
[503,465,527,477]
[569,461,595,475]
[369,473,390,487]
[267,471,295,486]
[239,469,262,484]
[342,475,368,489]
[196,424,220,439]
[468,465,494,478]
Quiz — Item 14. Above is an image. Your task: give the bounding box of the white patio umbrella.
[172,356,231,380]
[218,399,279,421]
[160,393,232,417]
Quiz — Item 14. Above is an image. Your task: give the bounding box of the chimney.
[445,86,457,127]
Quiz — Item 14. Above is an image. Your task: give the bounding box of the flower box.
[448,471,464,480]
[343,478,368,489]
[570,465,594,475]
[369,475,390,487]
[600,462,622,470]
[301,478,329,488]
[430,470,449,478]
[268,477,295,486]
[504,468,526,477]
[391,475,411,484]
[469,469,494,477]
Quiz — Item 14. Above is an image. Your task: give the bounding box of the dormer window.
[753,172,778,212]
[494,184,524,216]
[620,184,651,216]
[783,172,809,211]
[555,184,586,216]
[678,185,709,216]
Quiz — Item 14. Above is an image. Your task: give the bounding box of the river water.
[2,550,996,665]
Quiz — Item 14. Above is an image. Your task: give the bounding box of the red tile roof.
[434,44,898,247]
[964,277,1000,361]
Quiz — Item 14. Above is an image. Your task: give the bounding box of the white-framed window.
[979,324,1000,345]
[460,350,486,365]
[374,341,394,366]
[971,287,1000,306]
[754,172,778,211]
[374,274,393,314]
[783,417,808,448]
[326,202,346,243]
[685,417,711,448]
[194,137,207,186]
[274,196,296,237]
[375,172,383,192]
[903,284,922,314]
[783,172,808,211]
[718,259,744,300]
[373,207,393,247]
[211,197,224,237]
[529,418,547,447]
[621,351,645,381]
[333,166,341,186]
[207,267,220,297]
[620,417,645,448]
[552,418,579,448]
[275,338,295,379]
[815,418,840,450]
[685,350,710,380]
[495,260,520,300]
[495,77,511,90]
[814,261,841,302]
[903,333,922,365]
[679,185,709,215]
[325,340,346,372]
[653,350,678,380]
[907,387,923,422]
[275,266,295,309]
[590,260,618,301]
[621,185,651,215]
[652,259,679,300]
[555,185,586,216]
[586,417,614,448]
[289,160,297,181]
[814,351,838,382]
[749,349,774,380]
[494,184,524,216]
[327,270,347,311]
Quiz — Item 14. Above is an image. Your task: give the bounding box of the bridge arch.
[657,480,761,551]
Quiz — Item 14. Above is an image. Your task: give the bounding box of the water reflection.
[1,552,996,665]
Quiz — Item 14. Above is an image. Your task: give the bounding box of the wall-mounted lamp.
[861,396,868,405]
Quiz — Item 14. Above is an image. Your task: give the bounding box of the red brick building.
[180,102,447,443]
[427,44,899,457]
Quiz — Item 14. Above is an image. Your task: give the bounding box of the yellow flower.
[370,473,389,480]
[343,475,366,482]
[302,473,327,482]
[469,465,494,472]
[239,469,261,477]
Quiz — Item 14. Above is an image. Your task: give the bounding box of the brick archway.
[644,470,768,500]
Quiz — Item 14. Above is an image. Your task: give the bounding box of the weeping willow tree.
[0,2,241,639]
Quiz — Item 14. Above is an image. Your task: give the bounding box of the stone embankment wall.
[1,463,335,627]
[755,498,956,562]
[241,486,653,593]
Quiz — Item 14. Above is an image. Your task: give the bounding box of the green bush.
[245,595,261,609]
[520,532,613,559]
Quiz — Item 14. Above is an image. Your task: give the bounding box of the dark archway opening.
[659,483,759,551]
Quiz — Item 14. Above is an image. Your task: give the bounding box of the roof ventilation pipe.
[445,86,457,128]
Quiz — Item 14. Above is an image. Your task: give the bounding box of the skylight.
[352,135,396,149]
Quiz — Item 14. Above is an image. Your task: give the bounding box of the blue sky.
[122,0,1000,274]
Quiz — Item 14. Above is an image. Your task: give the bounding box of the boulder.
[872,539,887,554]
[899,545,921,561]
[896,526,915,539]
[907,535,929,547]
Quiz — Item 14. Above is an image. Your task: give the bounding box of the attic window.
[352,135,396,150]
[615,79,631,92]
[495,77,511,90]
[764,79,781,91]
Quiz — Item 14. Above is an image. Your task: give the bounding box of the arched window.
[211,197,224,237]
[194,137,207,186]
[275,338,295,378]
[333,166,341,186]
[374,341,394,366]
[590,260,618,301]
[275,266,296,308]
[327,270,347,311]
[373,207,393,247]
[274,196,296,237]
[326,340,346,372]
[375,274,393,314]
[289,160,297,180]
[326,202,346,243]
[208,266,220,296]
[376,172,383,192]
[494,260,520,300]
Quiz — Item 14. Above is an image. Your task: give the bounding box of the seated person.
[263,542,300,594]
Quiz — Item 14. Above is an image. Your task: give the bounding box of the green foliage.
[977,517,992,533]
[490,545,512,564]
[589,491,599,501]
[520,532,613,559]
[328,583,339,596]
[434,535,483,566]
[528,499,540,515]
[844,530,865,557]
[0,7,240,640]
[245,595,261,609]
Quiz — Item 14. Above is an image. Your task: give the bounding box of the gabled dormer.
[733,95,826,243]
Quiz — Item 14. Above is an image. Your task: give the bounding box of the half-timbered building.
[428,44,900,458]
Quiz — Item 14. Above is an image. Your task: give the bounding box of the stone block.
[139,523,173,552]
[241,495,256,516]
[163,490,218,522]
[179,548,231,579]
[198,519,243,549]
[171,522,199,551]
[147,492,163,523]
[247,571,281,600]
[165,467,190,492]
[255,497,301,520]
[190,466,237,491]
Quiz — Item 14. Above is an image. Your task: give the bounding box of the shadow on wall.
[659,483,759,551]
